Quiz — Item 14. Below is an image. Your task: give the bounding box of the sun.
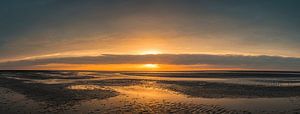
[142,64,159,69]
[141,50,162,55]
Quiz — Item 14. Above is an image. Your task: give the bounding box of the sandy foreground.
[0,71,300,114]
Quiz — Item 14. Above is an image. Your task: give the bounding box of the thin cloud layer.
[1,54,299,70]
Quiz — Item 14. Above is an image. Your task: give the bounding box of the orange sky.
[14,50,246,71]
[27,64,243,71]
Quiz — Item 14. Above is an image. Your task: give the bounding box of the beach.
[0,71,300,114]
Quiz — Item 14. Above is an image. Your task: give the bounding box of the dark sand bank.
[0,71,118,112]
[158,80,300,98]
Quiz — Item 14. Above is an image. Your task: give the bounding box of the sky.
[0,0,300,71]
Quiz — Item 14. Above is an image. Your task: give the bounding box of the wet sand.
[0,71,300,114]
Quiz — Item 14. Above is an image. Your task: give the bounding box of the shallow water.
[0,71,300,113]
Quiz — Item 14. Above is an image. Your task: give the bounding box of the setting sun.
[142,64,159,69]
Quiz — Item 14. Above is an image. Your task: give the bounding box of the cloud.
[0,54,300,70]
[1,0,300,60]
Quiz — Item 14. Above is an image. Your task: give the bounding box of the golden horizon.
[21,63,244,71]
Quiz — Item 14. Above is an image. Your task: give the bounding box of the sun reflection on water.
[109,82,181,99]
[66,85,108,90]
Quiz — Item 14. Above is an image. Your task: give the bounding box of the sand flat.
[0,71,300,113]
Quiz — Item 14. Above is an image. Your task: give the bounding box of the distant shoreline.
[1,70,300,73]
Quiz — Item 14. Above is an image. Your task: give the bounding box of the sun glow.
[142,64,159,69]
[141,50,162,55]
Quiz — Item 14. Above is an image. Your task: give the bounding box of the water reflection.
[67,85,109,90]
[110,82,181,99]
[76,81,300,113]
